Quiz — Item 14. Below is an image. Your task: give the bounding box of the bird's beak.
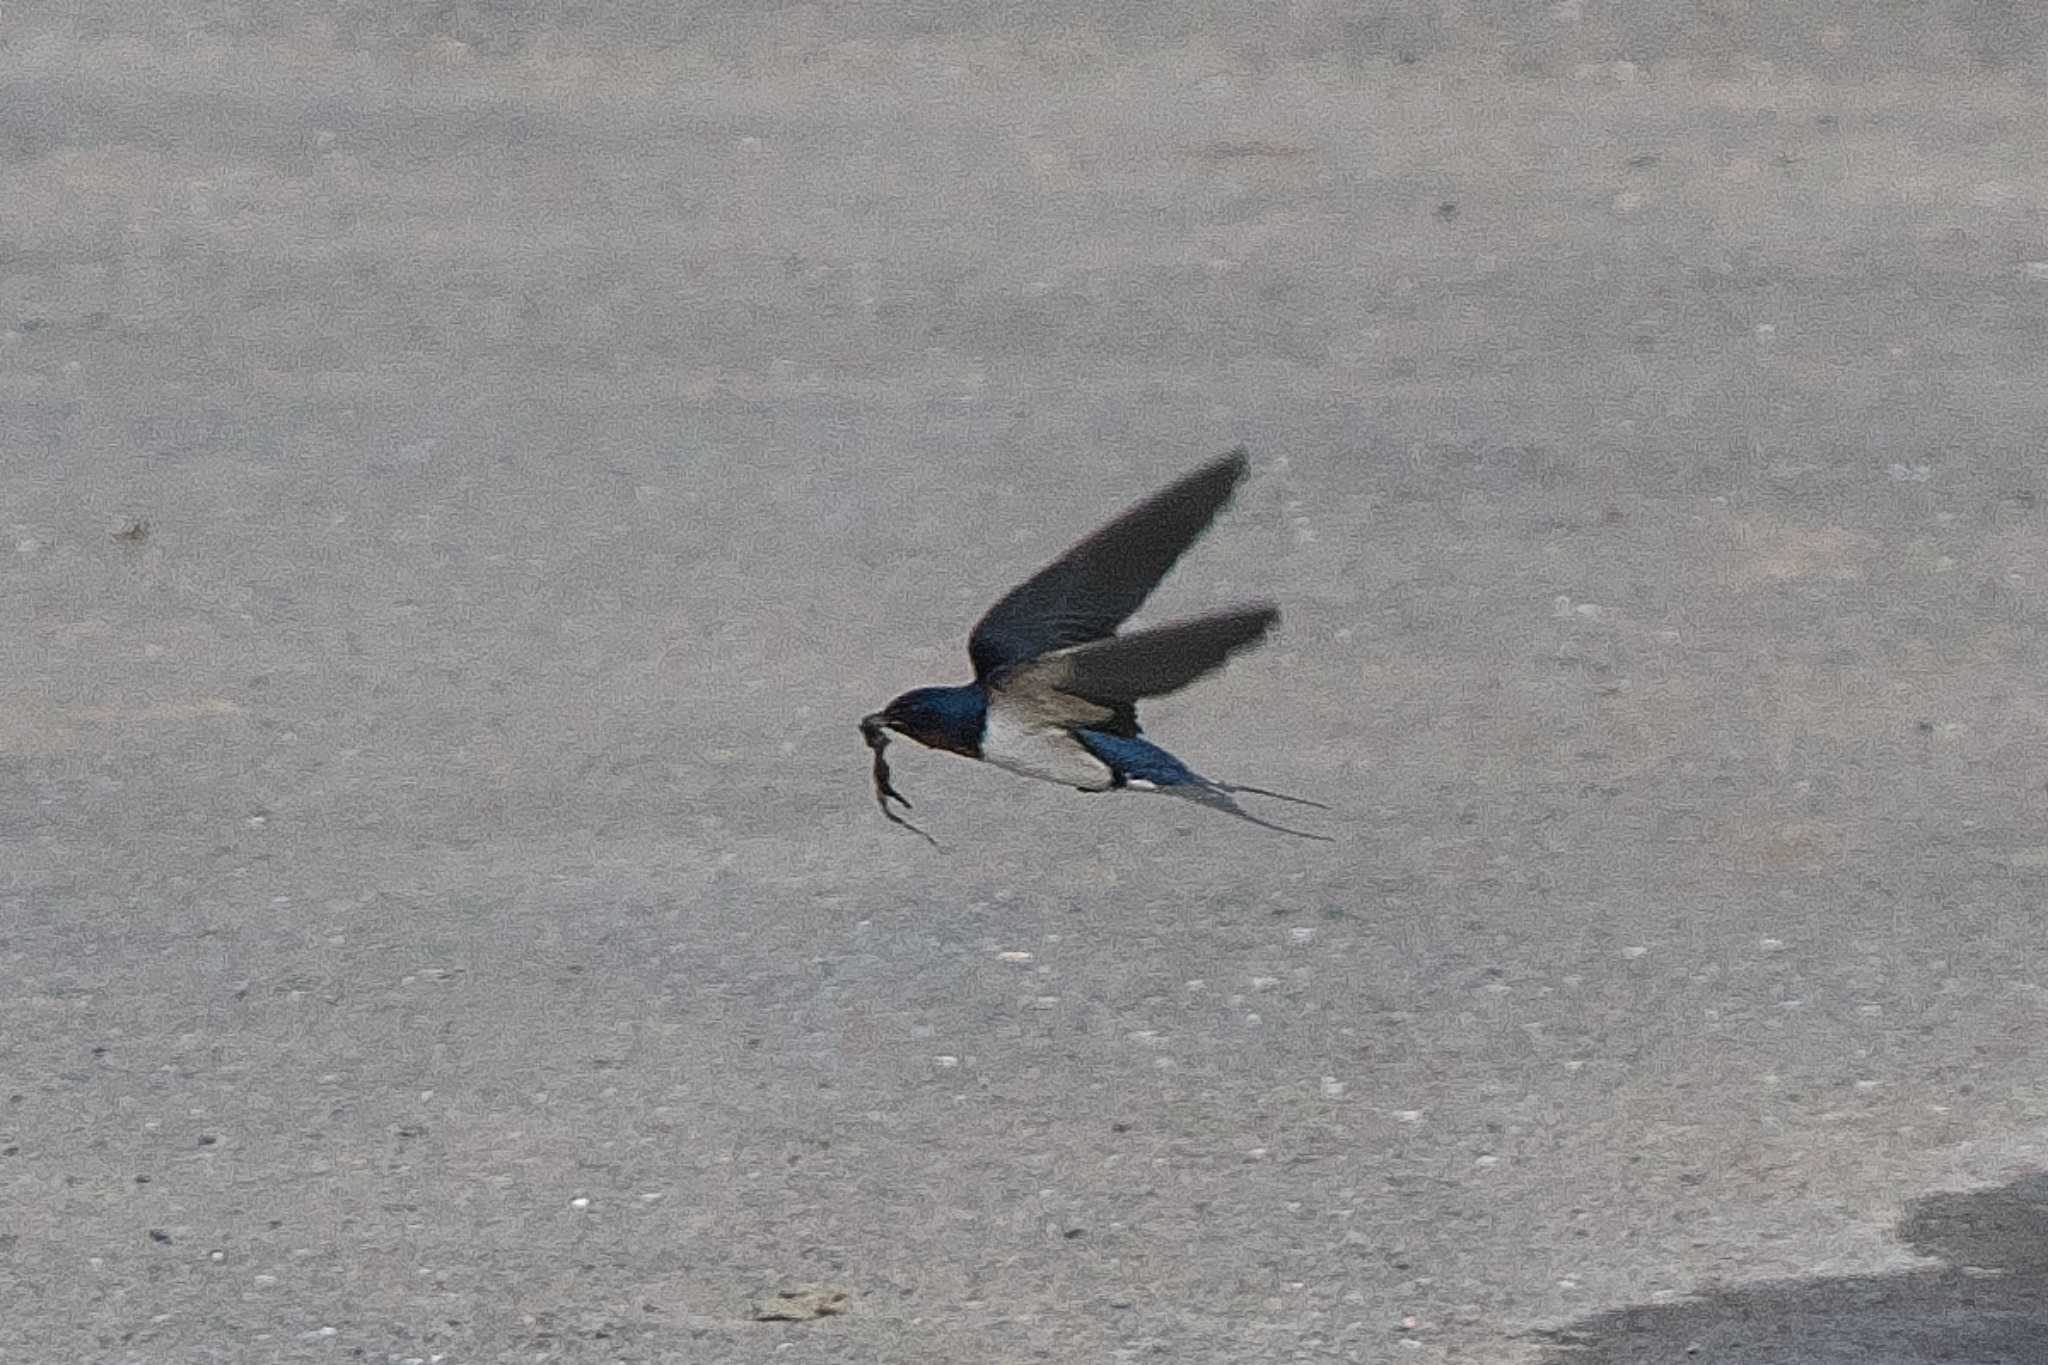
[859,711,889,738]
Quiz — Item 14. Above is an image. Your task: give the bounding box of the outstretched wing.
[994,605,1278,716]
[1007,606,1278,704]
[967,449,1250,680]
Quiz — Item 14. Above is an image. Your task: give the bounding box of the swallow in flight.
[859,448,1330,844]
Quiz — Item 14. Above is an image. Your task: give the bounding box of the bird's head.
[860,685,984,758]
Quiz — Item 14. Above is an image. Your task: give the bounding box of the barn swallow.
[860,448,1330,844]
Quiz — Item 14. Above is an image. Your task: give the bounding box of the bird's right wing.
[967,449,1251,680]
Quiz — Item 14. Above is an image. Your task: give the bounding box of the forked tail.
[1166,777,1335,841]
[1072,727,1335,841]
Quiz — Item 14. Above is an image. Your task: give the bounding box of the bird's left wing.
[995,606,1279,707]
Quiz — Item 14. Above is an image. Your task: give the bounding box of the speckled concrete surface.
[3,6,2047,1362]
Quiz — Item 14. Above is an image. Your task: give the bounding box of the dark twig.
[860,718,941,849]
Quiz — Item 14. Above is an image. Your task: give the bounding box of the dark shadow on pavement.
[1531,1174,2048,1363]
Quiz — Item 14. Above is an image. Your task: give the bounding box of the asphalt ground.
[3,7,2047,1362]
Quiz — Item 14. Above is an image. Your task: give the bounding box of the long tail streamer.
[1171,778,1335,841]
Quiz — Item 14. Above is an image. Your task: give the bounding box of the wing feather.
[967,449,1250,679]
[996,606,1279,706]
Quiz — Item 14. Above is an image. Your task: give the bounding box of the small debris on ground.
[751,1287,850,1321]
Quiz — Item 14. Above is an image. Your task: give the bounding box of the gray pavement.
[4,6,2047,1362]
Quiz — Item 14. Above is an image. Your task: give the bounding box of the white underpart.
[982,706,1115,791]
